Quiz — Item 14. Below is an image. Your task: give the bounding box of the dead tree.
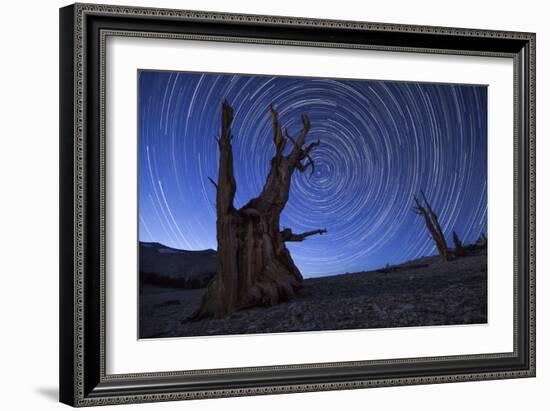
[453,230,466,257]
[193,100,326,319]
[413,191,449,261]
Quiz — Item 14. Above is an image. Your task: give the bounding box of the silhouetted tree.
[413,191,449,261]
[193,100,326,319]
[453,230,466,257]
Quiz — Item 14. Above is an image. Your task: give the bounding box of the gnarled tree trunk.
[193,100,326,319]
[413,191,449,261]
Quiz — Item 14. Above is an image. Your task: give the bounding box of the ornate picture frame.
[59,3,535,407]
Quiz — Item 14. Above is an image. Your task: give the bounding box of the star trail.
[138,70,487,277]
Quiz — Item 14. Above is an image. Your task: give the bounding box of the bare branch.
[413,191,449,261]
[281,228,327,242]
[294,114,311,149]
[207,176,218,189]
[420,190,445,243]
[270,104,286,156]
[220,99,234,143]
[296,152,316,176]
[421,190,437,218]
[304,140,320,155]
[412,195,426,215]
[257,106,319,209]
[284,127,296,146]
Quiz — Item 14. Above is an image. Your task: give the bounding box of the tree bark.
[413,191,449,261]
[193,100,325,319]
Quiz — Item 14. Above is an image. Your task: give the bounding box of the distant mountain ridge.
[139,242,217,289]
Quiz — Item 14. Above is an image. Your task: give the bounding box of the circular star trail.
[139,71,487,277]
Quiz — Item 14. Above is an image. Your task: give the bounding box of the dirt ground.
[139,252,487,339]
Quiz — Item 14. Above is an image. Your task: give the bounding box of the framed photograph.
[59,3,535,407]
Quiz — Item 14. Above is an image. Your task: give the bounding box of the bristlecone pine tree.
[413,190,449,261]
[193,100,327,319]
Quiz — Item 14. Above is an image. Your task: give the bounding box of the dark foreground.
[139,252,487,339]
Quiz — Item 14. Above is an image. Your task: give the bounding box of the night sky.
[138,70,487,277]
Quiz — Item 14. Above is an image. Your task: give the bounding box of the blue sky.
[138,70,487,277]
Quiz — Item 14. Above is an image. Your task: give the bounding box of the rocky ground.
[139,251,487,339]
